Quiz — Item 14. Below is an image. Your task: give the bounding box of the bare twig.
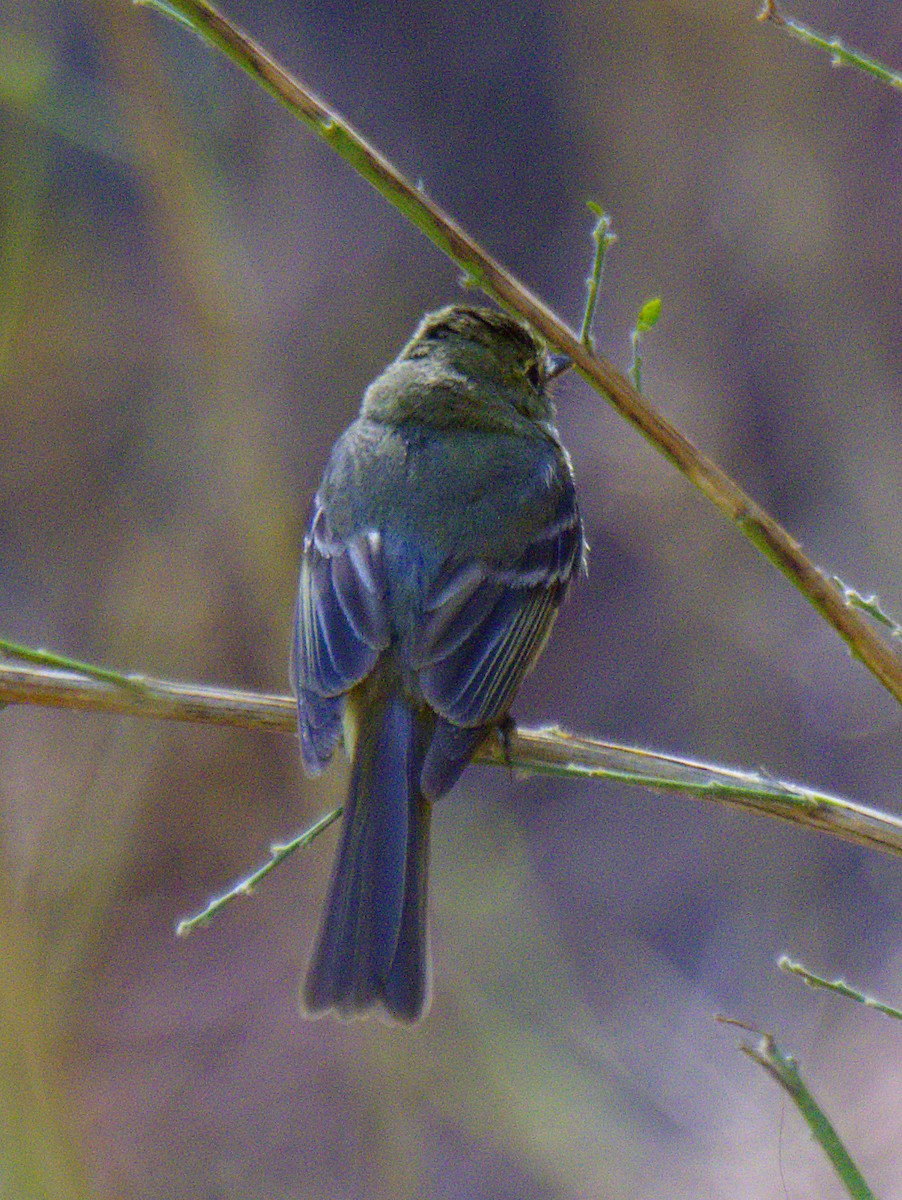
[0,659,293,732]
[4,657,902,863]
[719,1018,877,1200]
[579,202,616,352]
[176,808,343,935]
[758,0,902,93]
[780,956,902,1021]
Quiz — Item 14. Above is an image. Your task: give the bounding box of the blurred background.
[1,0,901,1196]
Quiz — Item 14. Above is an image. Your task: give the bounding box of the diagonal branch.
[4,657,902,862]
[758,0,902,93]
[719,1018,877,1200]
[131,0,902,712]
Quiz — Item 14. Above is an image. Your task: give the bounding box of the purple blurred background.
[1,0,901,1196]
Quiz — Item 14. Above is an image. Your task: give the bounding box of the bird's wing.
[411,492,583,731]
[292,500,391,771]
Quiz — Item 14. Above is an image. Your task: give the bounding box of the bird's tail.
[302,691,432,1022]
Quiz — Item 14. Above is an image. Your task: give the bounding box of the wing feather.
[292,502,391,772]
[412,487,583,730]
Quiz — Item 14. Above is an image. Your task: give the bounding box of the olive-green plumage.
[293,304,585,1022]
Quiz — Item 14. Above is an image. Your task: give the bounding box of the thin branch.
[0,636,147,691]
[0,658,294,731]
[719,1018,877,1200]
[176,807,343,935]
[129,0,902,714]
[579,202,616,352]
[758,0,902,93]
[4,657,902,862]
[780,956,902,1021]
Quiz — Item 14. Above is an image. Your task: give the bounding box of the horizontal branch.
[0,659,294,731]
[4,657,902,862]
[134,0,902,715]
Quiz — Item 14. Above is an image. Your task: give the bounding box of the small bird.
[292,304,585,1022]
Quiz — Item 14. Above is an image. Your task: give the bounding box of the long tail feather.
[302,692,432,1022]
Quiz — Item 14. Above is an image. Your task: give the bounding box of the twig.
[0,636,147,692]
[579,202,616,352]
[0,658,293,731]
[719,1018,878,1200]
[176,807,343,935]
[758,0,902,93]
[4,656,902,862]
[628,296,662,393]
[128,0,902,714]
[780,956,902,1021]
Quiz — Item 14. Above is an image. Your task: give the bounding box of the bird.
[292,303,585,1022]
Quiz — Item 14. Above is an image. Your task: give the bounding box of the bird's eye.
[525,360,542,389]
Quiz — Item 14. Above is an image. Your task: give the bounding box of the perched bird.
[292,304,585,1022]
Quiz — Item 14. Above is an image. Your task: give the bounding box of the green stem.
[579,204,616,351]
[629,329,642,393]
[176,807,343,935]
[721,1019,878,1200]
[780,956,902,1021]
[758,1,902,92]
[0,637,145,692]
[628,297,662,392]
